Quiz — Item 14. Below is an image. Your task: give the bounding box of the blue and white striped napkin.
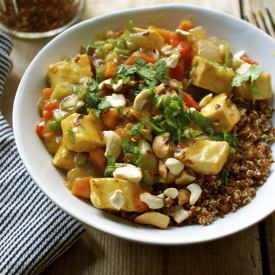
[0,32,85,275]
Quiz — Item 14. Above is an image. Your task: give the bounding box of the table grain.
[1,0,274,274]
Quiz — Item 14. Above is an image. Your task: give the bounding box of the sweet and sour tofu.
[53,142,75,171]
[234,73,272,100]
[191,56,235,95]
[90,178,142,212]
[184,139,229,175]
[61,113,105,152]
[47,54,92,89]
[127,28,164,51]
[201,93,241,132]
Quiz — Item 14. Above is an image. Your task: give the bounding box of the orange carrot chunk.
[89,147,107,174]
[104,62,117,78]
[101,108,121,130]
[71,177,91,199]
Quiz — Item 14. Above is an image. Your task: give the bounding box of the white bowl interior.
[13,4,275,245]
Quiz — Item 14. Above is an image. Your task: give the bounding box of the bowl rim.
[13,3,275,245]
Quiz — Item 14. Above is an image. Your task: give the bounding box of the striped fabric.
[0,32,85,275]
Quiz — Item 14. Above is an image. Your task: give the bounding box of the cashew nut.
[165,158,184,176]
[166,173,176,184]
[134,212,170,229]
[163,188,179,199]
[105,93,126,108]
[164,51,180,68]
[178,189,190,206]
[140,192,164,209]
[113,164,142,183]
[173,206,190,224]
[152,132,170,159]
[98,78,123,92]
[158,160,167,180]
[175,171,195,185]
[199,93,213,108]
[161,45,173,55]
[103,131,122,160]
[112,79,124,91]
[133,89,151,111]
[98,78,113,90]
[186,183,202,205]
[109,189,126,210]
[175,29,190,37]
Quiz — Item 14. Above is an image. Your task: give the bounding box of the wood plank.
[263,214,275,275]
[166,225,263,275]
[43,225,163,275]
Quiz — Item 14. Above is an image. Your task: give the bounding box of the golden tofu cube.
[201,93,241,132]
[127,28,164,51]
[184,140,229,175]
[191,56,235,95]
[90,178,142,212]
[53,142,75,171]
[234,73,272,100]
[61,113,104,152]
[48,54,92,89]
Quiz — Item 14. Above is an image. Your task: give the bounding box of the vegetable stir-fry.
[36,20,273,229]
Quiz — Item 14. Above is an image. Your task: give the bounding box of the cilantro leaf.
[104,155,116,176]
[183,128,203,138]
[155,60,169,82]
[97,100,112,110]
[130,122,144,136]
[232,64,262,87]
[67,128,75,144]
[85,79,101,109]
[121,137,143,166]
[220,169,229,185]
[188,111,215,136]
[116,59,169,89]
[219,132,238,147]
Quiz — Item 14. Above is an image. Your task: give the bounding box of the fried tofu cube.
[234,73,272,100]
[48,54,92,89]
[127,28,164,51]
[90,178,142,212]
[191,56,235,95]
[184,140,229,175]
[53,142,75,171]
[61,113,104,152]
[200,93,241,132]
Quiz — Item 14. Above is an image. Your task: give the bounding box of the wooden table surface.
[1,0,274,274]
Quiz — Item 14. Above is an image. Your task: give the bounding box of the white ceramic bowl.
[13,4,275,245]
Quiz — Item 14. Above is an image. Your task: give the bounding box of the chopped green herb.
[116,59,169,89]
[67,128,75,144]
[85,79,101,109]
[155,60,169,81]
[219,132,238,147]
[130,122,144,136]
[104,155,116,176]
[232,64,262,88]
[220,169,229,185]
[121,137,143,166]
[188,110,215,136]
[183,128,203,138]
[222,41,232,67]
[97,100,112,110]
